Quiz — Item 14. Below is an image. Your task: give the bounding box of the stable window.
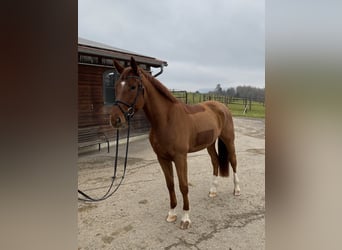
[103,69,119,105]
[79,54,99,64]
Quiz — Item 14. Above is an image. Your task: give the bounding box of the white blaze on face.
[120,81,126,87]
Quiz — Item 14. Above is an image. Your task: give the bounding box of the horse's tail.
[218,138,229,177]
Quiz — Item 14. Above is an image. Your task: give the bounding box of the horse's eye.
[130,85,136,90]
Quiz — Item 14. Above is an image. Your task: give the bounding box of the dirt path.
[78,117,265,250]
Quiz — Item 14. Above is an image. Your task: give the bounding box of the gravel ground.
[78,117,265,250]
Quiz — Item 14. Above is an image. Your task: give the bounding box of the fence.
[170,90,188,103]
[171,90,265,115]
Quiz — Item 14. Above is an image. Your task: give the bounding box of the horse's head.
[110,57,145,128]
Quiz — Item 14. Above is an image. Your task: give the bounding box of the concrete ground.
[78,117,265,250]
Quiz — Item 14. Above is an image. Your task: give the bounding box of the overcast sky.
[79,0,264,92]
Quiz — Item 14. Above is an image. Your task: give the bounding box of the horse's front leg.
[174,154,191,229]
[158,156,177,222]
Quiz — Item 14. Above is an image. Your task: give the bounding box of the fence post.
[249,98,252,111]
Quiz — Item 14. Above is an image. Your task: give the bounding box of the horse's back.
[180,101,230,117]
[203,100,229,111]
[202,101,232,118]
[202,100,234,133]
[181,100,233,128]
[181,103,205,114]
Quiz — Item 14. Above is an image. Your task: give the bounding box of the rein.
[78,118,131,202]
[78,75,143,202]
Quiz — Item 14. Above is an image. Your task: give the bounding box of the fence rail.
[171,90,265,115]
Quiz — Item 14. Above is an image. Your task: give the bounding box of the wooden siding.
[78,64,105,117]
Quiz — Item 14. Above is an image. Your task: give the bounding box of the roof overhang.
[78,37,167,68]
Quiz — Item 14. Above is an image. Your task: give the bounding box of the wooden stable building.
[78,37,167,151]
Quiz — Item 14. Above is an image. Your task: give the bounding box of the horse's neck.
[142,82,176,129]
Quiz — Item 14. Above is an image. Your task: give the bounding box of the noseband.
[114,75,144,120]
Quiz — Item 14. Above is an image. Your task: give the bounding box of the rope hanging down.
[78,119,131,202]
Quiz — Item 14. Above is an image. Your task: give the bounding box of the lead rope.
[78,118,131,202]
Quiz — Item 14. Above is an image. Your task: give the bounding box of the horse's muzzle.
[110,114,126,128]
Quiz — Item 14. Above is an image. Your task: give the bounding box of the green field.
[172,91,265,119]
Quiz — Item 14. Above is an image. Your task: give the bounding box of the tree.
[214,84,223,94]
[226,87,236,97]
[235,85,265,100]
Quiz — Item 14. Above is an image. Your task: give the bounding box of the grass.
[228,102,265,119]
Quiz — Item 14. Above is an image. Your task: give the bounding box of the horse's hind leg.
[227,140,241,196]
[220,124,241,196]
[158,156,177,222]
[207,143,219,197]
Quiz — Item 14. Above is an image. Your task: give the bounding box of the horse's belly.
[149,131,186,159]
[195,129,214,146]
[189,129,217,152]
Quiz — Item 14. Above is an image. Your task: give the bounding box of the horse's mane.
[140,69,178,103]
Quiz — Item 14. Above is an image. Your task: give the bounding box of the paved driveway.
[78,117,265,250]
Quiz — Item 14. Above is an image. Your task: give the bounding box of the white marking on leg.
[166,208,177,222]
[234,172,241,196]
[180,210,191,229]
[209,175,218,197]
[181,210,190,222]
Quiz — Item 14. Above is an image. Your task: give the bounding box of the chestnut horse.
[110,57,240,229]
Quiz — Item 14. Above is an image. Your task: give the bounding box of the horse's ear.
[130,57,139,75]
[114,60,124,74]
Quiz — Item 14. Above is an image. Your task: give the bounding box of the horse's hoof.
[166,214,177,222]
[234,189,241,196]
[209,191,217,197]
[180,220,191,229]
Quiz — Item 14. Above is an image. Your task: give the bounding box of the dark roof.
[78,37,167,67]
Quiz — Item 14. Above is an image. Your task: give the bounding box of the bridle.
[113,75,144,121]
